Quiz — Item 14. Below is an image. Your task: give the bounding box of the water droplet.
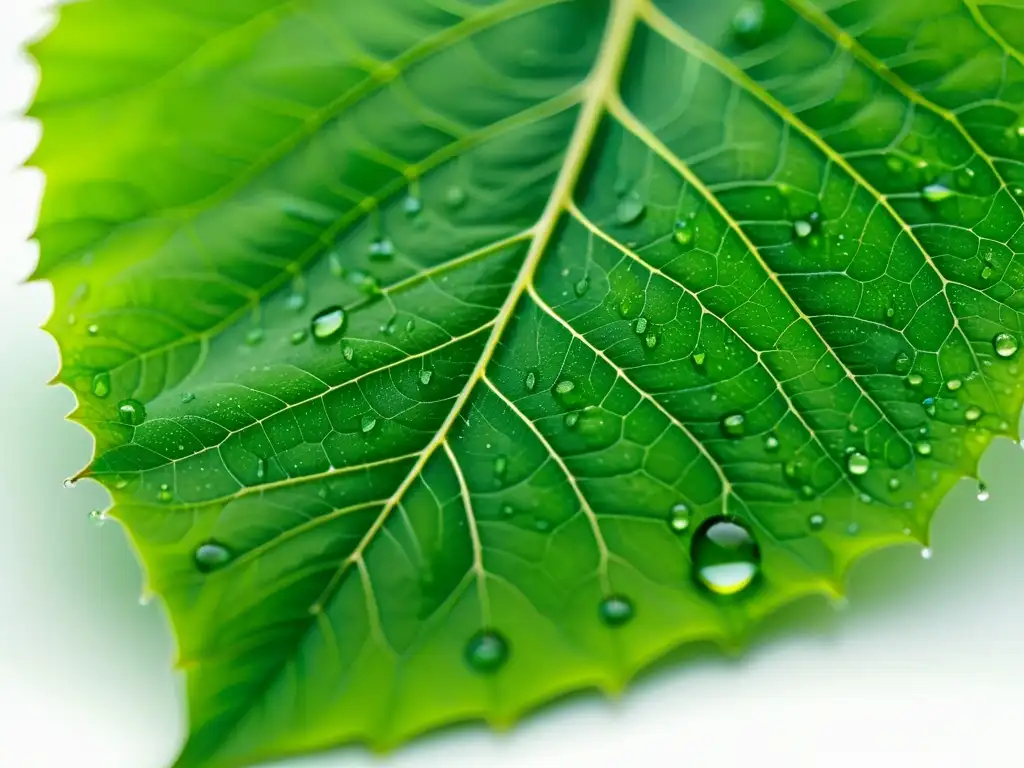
[255,458,267,481]
[886,156,905,173]
[720,413,746,437]
[923,397,936,417]
[194,541,232,573]
[342,345,355,362]
[574,278,589,297]
[534,518,551,532]
[732,1,765,40]
[808,513,826,531]
[668,502,690,533]
[117,399,146,426]
[982,266,994,280]
[914,440,933,456]
[993,332,1019,358]
[957,167,975,190]
[360,414,378,434]
[922,184,954,203]
[86,323,100,337]
[893,351,911,372]
[501,504,514,517]
[91,372,111,399]
[976,482,989,502]
[181,392,196,404]
[405,318,416,334]
[352,271,382,298]
[445,186,467,209]
[403,195,422,217]
[564,411,580,429]
[555,379,575,395]
[888,477,901,492]
[245,327,265,346]
[525,370,537,391]
[290,329,308,345]
[692,349,707,367]
[369,237,394,260]
[616,191,645,225]
[847,451,870,476]
[419,369,432,386]
[311,306,346,343]
[464,629,508,673]
[635,317,648,335]
[598,594,634,627]
[793,219,813,239]
[946,378,962,391]
[645,333,658,349]
[88,509,107,527]
[674,220,694,246]
[493,455,508,480]
[285,291,307,311]
[847,522,861,536]
[906,373,923,388]
[691,516,761,596]
[763,433,780,452]
[920,547,933,560]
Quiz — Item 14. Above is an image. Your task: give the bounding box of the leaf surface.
[30,0,1024,766]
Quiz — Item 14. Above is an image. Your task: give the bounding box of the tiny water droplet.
[342,345,355,362]
[157,484,173,503]
[194,541,232,573]
[464,629,508,673]
[534,518,551,533]
[311,306,346,343]
[888,477,901,492]
[763,433,779,452]
[906,373,923,388]
[554,379,575,395]
[525,370,537,391]
[674,219,694,246]
[369,237,394,260]
[290,329,308,345]
[920,547,933,560]
[91,372,111,399]
[976,482,989,502]
[993,332,1019,358]
[691,516,761,596]
[847,522,860,536]
[405,318,416,334]
[117,399,146,426]
[847,451,870,476]
[946,378,962,391]
[692,349,707,367]
[645,333,658,349]
[245,327,265,346]
[86,323,100,337]
[915,440,933,456]
[501,504,515,517]
[255,458,267,481]
[564,411,580,428]
[493,455,508,480]
[574,278,589,297]
[886,156,905,173]
[808,513,826,531]
[893,351,911,372]
[635,317,648,335]
[922,183,954,203]
[88,509,107,527]
[181,392,196,404]
[403,195,422,217]
[668,502,690,533]
[419,369,432,385]
[285,291,307,312]
[720,413,746,437]
[732,1,765,40]
[616,191,645,225]
[793,220,813,239]
[360,414,378,433]
[598,594,634,627]
[445,185,467,209]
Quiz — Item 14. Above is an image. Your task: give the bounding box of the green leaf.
[29,0,1024,765]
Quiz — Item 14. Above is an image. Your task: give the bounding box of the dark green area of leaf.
[28,0,1024,766]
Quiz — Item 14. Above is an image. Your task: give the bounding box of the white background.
[1,2,1022,767]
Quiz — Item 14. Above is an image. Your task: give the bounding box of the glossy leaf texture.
[28,0,1024,766]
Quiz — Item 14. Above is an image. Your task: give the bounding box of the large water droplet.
[91,372,111,399]
[691,517,761,596]
[117,399,146,426]
[793,219,813,239]
[360,414,378,433]
[993,332,1019,358]
[311,306,346,343]
[847,451,870,476]
[598,594,634,627]
[668,502,690,533]
[720,413,746,437]
[946,378,962,391]
[464,629,509,673]
[194,541,232,573]
[616,191,645,225]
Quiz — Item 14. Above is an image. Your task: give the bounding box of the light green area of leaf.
[28,0,1024,766]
